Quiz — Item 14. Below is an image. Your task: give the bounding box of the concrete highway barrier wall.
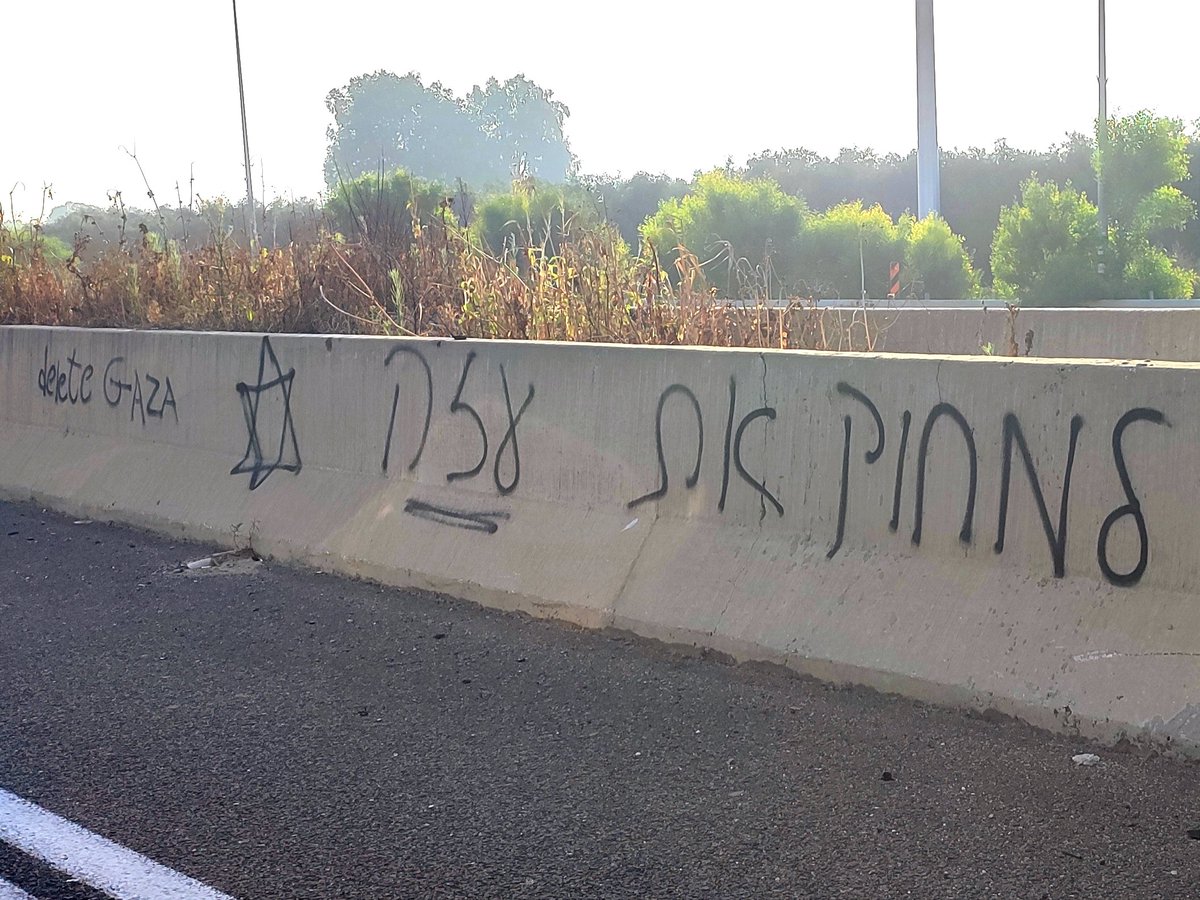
[3,325,1199,753]
[806,306,1200,361]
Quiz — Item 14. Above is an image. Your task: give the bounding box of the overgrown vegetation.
[992,113,1197,303]
[5,89,1197,343]
[1,180,890,351]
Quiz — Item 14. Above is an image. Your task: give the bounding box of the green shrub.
[472,182,598,257]
[992,176,1196,304]
[991,179,1106,304]
[640,170,807,295]
[795,201,904,299]
[900,214,980,299]
[325,169,454,242]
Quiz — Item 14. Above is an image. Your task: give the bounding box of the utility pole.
[232,0,258,244]
[1096,0,1108,275]
[915,0,941,218]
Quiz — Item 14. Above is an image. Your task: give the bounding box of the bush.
[900,214,980,299]
[991,179,1106,304]
[992,177,1196,304]
[640,170,808,296]
[1,228,71,264]
[471,182,599,257]
[1121,245,1197,300]
[325,169,456,242]
[794,201,905,299]
[576,173,689,249]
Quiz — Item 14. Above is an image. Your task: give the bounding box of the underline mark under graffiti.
[402,499,510,534]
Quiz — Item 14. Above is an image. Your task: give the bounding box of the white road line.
[0,879,34,900]
[0,788,234,900]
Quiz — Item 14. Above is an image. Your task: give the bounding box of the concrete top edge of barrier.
[809,299,1200,309]
[7,323,1200,372]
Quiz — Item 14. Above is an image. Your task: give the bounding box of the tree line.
[28,70,1198,305]
[317,70,1198,303]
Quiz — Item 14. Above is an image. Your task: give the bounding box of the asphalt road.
[1,500,1198,899]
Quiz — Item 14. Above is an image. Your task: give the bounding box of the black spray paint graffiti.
[828,392,980,557]
[888,411,912,533]
[629,377,783,517]
[816,382,1166,588]
[38,347,93,405]
[222,338,1177,581]
[628,385,702,508]
[37,346,178,424]
[447,351,489,482]
[231,336,302,490]
[828,383,885,559]
[402,499,510,534]
[994,413,1083,579]
[386,351,1172,583]
[382,346,432,474]
[380,345,536,497]
[1096,408,1168,586]
[911,403,977,547]
[494,365,535,496]
[380,344,536,533]
[104,357,178,424]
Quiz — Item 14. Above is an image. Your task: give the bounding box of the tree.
[1102,112,1192,232]
[900,214,980,299]
[991,113,1197,304]
[324,71,490,188]
[1166,122,1200,284]
[324,71,576,190]
[794,201,905,299]
[743,138,1097,283]
[640,170,808,295]
[471,181,598,257]
[743,147,916,218]
[576,172,689,250]
[991,179,1106,304]
[940,135,1094,282]
[324,169,454,242]
[1099,111,1196,298]
[466,76,575,183]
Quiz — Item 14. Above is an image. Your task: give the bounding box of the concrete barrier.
[802,306,1200,361]
[3,325,1200,753]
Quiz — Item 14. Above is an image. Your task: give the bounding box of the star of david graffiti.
[231,336,302,490]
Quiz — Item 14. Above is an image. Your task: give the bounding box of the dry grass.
[1,197,884,351]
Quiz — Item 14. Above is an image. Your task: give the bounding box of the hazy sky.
[4,0,1197,216]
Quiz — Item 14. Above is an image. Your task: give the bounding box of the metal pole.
[915,0,941,218]
[1096,0,1108,272]
[232,0,258,244]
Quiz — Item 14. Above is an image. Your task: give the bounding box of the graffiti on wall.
[32,335,1175,588]
[627,377,784,518]
[38,345,178,424]
[103,357,178,424]
[231,336,302,490]
[623,367,1166,588]
[380,345,534,531]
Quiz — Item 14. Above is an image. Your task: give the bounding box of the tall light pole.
[232,0,258,244]
[1096,0,1109,274]
[915,0,941,218]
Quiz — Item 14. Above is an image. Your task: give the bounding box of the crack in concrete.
[609,506,657,627]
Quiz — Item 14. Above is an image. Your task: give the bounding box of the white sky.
[3,0,1197,216]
